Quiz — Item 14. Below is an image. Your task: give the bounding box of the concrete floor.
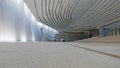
[0,42,120,68]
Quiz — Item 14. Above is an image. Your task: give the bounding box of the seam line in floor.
[65,43,120,59]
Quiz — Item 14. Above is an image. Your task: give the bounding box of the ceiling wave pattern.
[34,0,79,29]
[24,0,120,32]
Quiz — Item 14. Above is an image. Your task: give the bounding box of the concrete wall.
[0,0,58,42]
[55,32,89,42]
[99,21,120,37]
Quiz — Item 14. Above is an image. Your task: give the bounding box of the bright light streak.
[20,31,27,42]
[20,36,26,42]
[32,35,35,42]
[24,3,28,15]
[31,14,35,22]
[37,22,43,28]
[45,25,49,29]
[0,33,16,42]
[13,0,22,5]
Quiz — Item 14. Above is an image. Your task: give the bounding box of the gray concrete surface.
[77,35,120,43]
[0,42,120,68]
[68,42,120,57]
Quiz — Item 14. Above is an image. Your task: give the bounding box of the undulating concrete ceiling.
[24,0,120,32]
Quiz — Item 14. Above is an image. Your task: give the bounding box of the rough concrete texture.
[0,42,120,68]
[78,35,120,43]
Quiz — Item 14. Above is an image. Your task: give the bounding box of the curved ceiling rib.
[24,0,120,32]
[57,0,64,25]
[45,0,56,26]
[69,0,80,20]
[59,0,68,25]
[60,0,70,25]
[48,0,56,26]
[34,0,51,27]
[34,0,80,29]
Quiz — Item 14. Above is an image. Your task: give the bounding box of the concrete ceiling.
[23,0,120,32]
